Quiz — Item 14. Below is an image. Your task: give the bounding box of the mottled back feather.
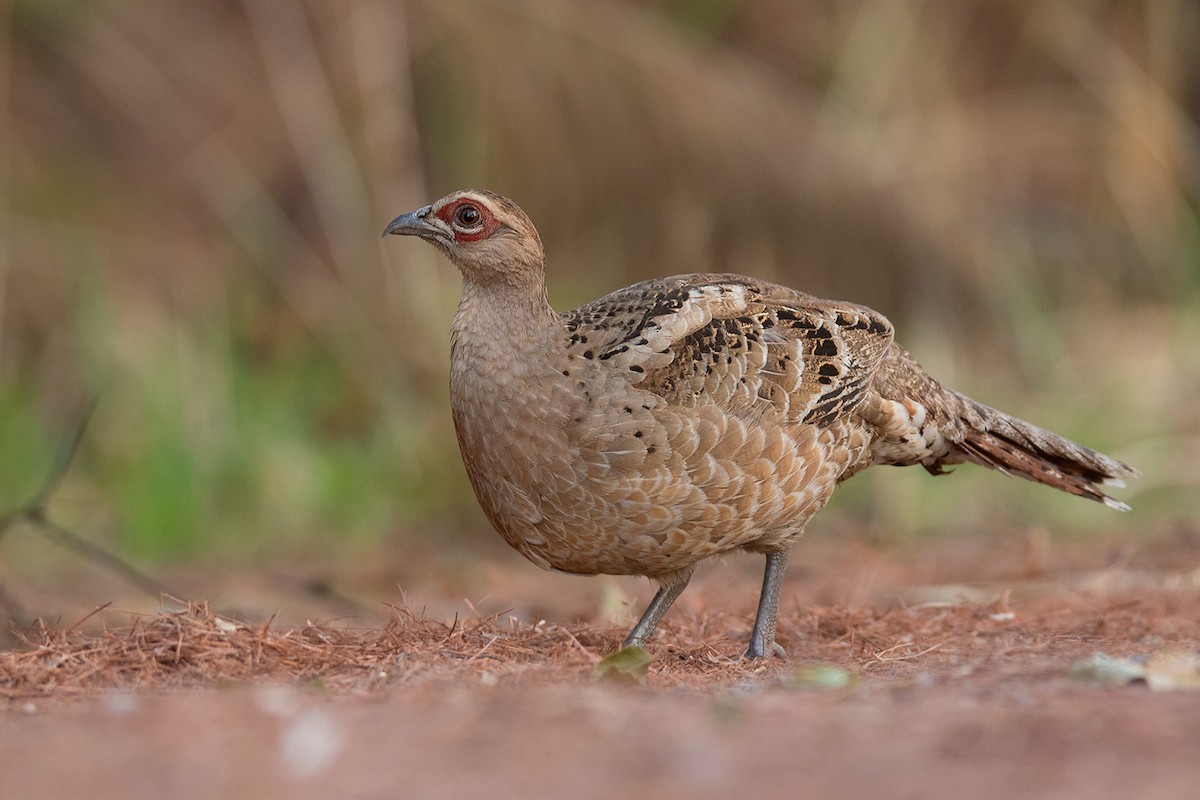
[562,273,895,428]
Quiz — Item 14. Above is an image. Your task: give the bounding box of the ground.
[3,529,1200,799]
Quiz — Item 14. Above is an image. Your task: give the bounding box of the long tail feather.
[953,393,1136,511]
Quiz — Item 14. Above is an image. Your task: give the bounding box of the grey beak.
[382,205,440,238]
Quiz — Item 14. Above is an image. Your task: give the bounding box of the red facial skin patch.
[435,199,504,243]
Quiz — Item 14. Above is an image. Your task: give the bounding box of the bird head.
[384,190,544,286]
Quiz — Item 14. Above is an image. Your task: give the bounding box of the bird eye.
[454,204,482,228]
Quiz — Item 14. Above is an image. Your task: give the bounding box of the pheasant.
[384,189,1134,658]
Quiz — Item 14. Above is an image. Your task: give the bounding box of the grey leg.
[746,549,791,659]
[621,568,693,649]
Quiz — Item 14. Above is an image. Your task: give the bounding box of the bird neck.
[448,273,570,457]
[450,273,563,363]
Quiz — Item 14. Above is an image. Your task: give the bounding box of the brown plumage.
[384,189,1135,658]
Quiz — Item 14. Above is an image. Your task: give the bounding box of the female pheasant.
[384,189,1134,658]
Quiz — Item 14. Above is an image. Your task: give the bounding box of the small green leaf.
[1069,653,1146,685]
[790,664,854,690]
[303,676,330,694]
[593,646,652,685]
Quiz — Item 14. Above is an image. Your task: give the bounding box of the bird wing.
[562,274,895,426]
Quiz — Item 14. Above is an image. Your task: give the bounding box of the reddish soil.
[3,531,1200,799]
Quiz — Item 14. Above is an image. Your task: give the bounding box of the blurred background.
[1,0,1197,627]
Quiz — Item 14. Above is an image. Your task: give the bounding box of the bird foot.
[743,639,787,660]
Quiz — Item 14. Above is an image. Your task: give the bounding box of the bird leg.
[745,549,791,659]
[621,568,694,649]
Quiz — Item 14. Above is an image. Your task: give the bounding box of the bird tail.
[950,392,1136,511]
